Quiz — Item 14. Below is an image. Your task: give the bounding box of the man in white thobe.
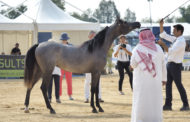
[84,30,104,103]
[130,29,167,122]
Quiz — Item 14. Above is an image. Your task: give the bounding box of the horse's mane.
[81,26,109,53]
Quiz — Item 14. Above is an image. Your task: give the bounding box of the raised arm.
[159,19,176,43]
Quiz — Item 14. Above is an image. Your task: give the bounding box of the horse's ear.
[116,15,120,20]
[115,15,121,24]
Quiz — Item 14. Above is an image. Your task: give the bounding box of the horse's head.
[114,17,141,35]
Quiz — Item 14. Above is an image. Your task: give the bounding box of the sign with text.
[183,52,190,66]
[0,55,25,77]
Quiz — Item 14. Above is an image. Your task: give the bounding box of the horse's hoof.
[24,108,30,113]
[99,108,104,112]
[50,110,56,114]
[92,109,98,113]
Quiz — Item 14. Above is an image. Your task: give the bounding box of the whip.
[163,0,190,20]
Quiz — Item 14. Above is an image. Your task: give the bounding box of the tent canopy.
[15,0,100,31]
[0,14,32,30]
[0,14,12,22]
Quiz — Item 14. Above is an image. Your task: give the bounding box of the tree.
[124,8,136,22]
[93,0,120,23]
[141,17,152,23]
[155,16,176,23]
[51,0,65,10]
[165,16,175,23]
[0,5,27,19]
[71,12,83,20]
[71,9,97,22]
[81,9,97,22]
[176,5,190,23]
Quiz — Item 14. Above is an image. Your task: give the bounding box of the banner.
[0,55,25,78]
[183,52,190,70]
[183,52,190,66]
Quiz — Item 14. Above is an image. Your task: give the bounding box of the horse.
[24,17,141,114]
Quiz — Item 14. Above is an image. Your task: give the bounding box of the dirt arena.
[0,72,190,122]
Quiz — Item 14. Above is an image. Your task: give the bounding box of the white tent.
[0,0,100,54]
[0,14,12,22]
[15,0,100,31]
[15,0,100,45]
[0,14,32,30]
[0,14,32,54]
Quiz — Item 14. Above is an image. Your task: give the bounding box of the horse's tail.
[24,44,40,89]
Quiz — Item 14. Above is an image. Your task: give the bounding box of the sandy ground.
[0,72,190,122]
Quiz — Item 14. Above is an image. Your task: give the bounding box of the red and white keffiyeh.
[139,29,157,51]
[137,29,157,77]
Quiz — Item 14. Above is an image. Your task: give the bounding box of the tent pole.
[33,21,38,44]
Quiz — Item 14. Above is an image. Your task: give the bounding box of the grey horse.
[24,18,141,114]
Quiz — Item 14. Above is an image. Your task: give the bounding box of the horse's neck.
[103,27,120,52]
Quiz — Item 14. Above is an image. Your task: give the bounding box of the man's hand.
[162,81,167,86]
[158,39,168,52]
[160,19,164,33]
[123,48,132,56]
[159,19,164,26]
[122,47,128,51]
[129,65,133,72]
[114,46,121,57]
[157,39,165,46]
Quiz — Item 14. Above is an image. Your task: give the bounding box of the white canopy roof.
[0,14,33,30]
[15,0,100,31]
[0,14,12,22]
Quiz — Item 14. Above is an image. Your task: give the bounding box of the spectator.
[11,43,21,55]
[84,30,104,103]
[130,28,167,122]
[1,52,5,55]
[59,33,74,100]
[159,19,189,111]
[114,35,133,95]
[48,66,61,103]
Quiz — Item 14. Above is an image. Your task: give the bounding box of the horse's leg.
[40,73,56,114]
[24,81,40,113]
[91,72,102,113]
[95,79,104,112]
[90,82,97,113]
[24,88,32,113]
[24,64,42,113]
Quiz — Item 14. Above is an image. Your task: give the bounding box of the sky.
[0,0,190,22]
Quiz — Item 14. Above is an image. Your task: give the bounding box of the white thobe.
[130,44,167,122]
[84,73,102,99]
